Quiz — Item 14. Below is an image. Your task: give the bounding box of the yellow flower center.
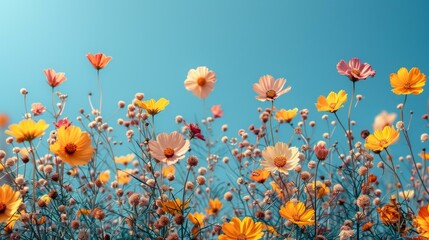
[0,202,6,214]
[164,147,175,158]
[237,233,247,240]
[352,68,361,76]
[65,143,77,155]
[274,156,287,168]
[266,90,276,99]
[197,77,206,87]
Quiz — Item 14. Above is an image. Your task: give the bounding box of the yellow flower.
[39,194,51,205]
[264,225,279,236]
[275,108,298,123]
[98,170,110,184]
[0,184,22,223]
[279,200,315,226]
[162,165,175,178]
[114,154,135,165]
[50,126,94,166]
[218,217,264,240]
[136,98,169,115]
[77,208,91,217]
[390,67,426,95]
[5,119,49,143]
[270,181,285,199]
[116,169,133,185]
[206,198,223,216]
[306,181,330,198]
[364,125,399,152]
[315,90,347,113]
[161,199,189,215]
[188,212,206,235]
[420,152,429,161]
[416,204,429,238]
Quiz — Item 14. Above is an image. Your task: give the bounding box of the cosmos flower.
[184,121,205,141]
[50,126,94,166]
[5,119,49,143]
[149,132,190,165]
[315,90,348,113]
[211,104,224,118]
[44,68,66,87]
[218,217,264,240]
[116,169,133,185]
[377,198,401,225]
[98,170,110,184]
[136,98,169,116]
[279,200,315,226]
[390,67,426,95]
[86,53,112,70]
[161,198,189,215]
[31,103,46,116]
[416,204,429,238]
[306,181,330,199]
[275,108,298,123]
[260,142,300,175]
[250,169,270,183]
[253,75,291,102]
[54,117,72,129]
[0,184,22,223]
[206,198,223,216]
[337,58,376,81]
[162,165,175,178]
[184,66,216,99]
[364,125,399,152]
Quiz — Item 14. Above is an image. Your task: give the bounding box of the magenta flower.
[54,117,72,129]
[211,104,224,118]
[337,58,376,81]
[184,121,205,141]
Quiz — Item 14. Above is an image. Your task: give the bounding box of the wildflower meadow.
[1,2,429,240]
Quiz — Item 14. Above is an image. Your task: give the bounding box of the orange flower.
[416,204,429,238]
[279,200,315,226]
[161,199,189,215]
[116,169,133,185]
[275,108,298,123]
[0,114,9,128]
[77,208,91,217]
[315,90,347,113]
[98,170,110,184]
[86,53,112,70]
[306,181,330,198]
[377,196,401,225]
[390,67,426,95]
[250,169,270,183]
[0,184,22,223]
[420,152,429,161]
[44,68,66,87]
[206,198,222,216]
[364,125,399,152]
[270,181,285,199]
[218,217,264,240]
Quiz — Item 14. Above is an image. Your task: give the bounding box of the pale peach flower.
[149,132,190,165]
[31,103,46,116]
[44,69,66,87]
[253,75,291,102]
[373,111,396,131]
[260,142,300,175]
[184,66,216,99]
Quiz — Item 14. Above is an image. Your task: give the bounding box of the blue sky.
[0,1,428,158]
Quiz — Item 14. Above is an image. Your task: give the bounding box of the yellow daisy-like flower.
[162,165,175,178]
[390,67,426,95]
[364,125,399,152]
[315,90,347,113]
[98,170,110,184]
[0,184,22,223]
[306,181,330,198]
[275,108,298,123]
[279,200,315,227]
[50,126,94,166]
[116,169,133,185]
[114,154,135,165]
[270,181,285,199]
[4,210,23,233]
[218,217,264,240]
[5,119,49,143]
[260,142,300,175]
[161,198,189,215]
[136,98,169,116]
[188,211,205,227]
[206,198,223,216]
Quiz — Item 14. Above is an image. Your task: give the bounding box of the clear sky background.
[0,1,428,159]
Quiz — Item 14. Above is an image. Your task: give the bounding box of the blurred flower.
[86,53,112,70]
[279,200,315,226]
[184,121,205,141]
[337,58,376,81]
[50,126,94,166]
[218,217,264,240]
[420,152,429,160]
[44,68,66,87]
[136,98,169,116]
[39,194,51,205]
[377,196,401,225]
[399,190,414,201]
[253,75,291,102]
[188,211,205,227]
[0,184,22,223]
[315,90,347,113]
[5,119,49,143]
[270,181,285,199]
[361,221,374,232]
[211,104,223,118]
[184,66,216,99]
[114,154,135,165]
[275,108,298,123]
[264,225,279,236]
[250,169,270,183]
[31,103,46,116]
[364,125,399,152]
[0,114,9,128]
[260,142,300,175]
[116,169,133,185]
[162,165,175,178]
[206,198,222,216]
[54,117,72,129]
[416,204,429,238]
[314,141,329,161]
[149,132,190,165]
[306,181,330,198]
[3,210,22,233]
[390,67,426,95]
[161,199,189,215]
[372,111,396,131]
[98,170,110,184]
[77,208,91,217]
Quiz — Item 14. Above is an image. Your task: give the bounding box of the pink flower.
[372,111,396,131]
[184,66,216,99]
[31,103,46,116]
[337,58,376,81]
[149,132,190,165]
[314,141,329,161]
[253,75,291,102]
[54,117,72,129]
[211,105,223,118]
[44,69,66,87]
[184,121,205,141]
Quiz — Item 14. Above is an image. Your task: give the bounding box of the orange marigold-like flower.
[206,198,222,216]
[250,169,270,183]
[218,217,264,240]
[377,196,401,225]
[364,125,399,152]
[5,119,49,143]
[279,200,315,226]
[86,53,112,70]
[390,67,426,95]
